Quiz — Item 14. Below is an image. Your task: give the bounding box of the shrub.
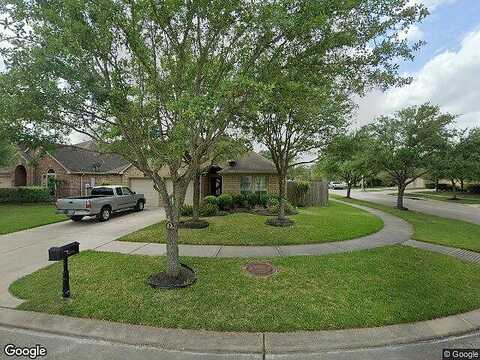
[203,195,218,206]
[267,194,280,207]
[199,203,219,217]
[246,192,260,208]
[217,194,233,210]
[258,193,270,207]
[467,184,480,194]
[0,187,51,203]
[230,193,249,208]
[267,201,297,215]
[180,204,193,217]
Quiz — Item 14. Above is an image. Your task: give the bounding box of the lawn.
[332,195,480,252]
[10,247,480,332]
[119,201,383,246]
[0,203,67,235]
[401,191,480,204]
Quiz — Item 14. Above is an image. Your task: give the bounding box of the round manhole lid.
[244,262,277,277]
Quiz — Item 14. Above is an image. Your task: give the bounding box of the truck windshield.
[91,187,114,196]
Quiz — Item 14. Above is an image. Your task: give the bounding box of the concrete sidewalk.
[0,208,165,308]
[97,200,413,257]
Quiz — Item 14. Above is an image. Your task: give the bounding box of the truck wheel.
[97,207,111,222]
[70,215,84,222]
[135,200,145,212]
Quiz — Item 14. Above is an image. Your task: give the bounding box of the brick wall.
[268,175,279,194]
[222,174,279,195]
[222,174,241,194]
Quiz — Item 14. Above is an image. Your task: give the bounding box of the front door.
[210,176,222,196]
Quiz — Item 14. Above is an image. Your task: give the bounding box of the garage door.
[129,178,193,207]
[0,175,12,188]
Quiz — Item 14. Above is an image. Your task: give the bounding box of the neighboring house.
[0,143,279,206]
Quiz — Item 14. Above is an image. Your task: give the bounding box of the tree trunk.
[435,179,439,192]
[277,173,287,221]
[397,183,407,210]
[460,179,464,192]
[346,184,352,199]
[192,171,201,221]
[451,179,457,199]
[165,208,180,278]
[161,180,189,278]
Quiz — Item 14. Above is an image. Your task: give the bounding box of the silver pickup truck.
[56,185,146,222]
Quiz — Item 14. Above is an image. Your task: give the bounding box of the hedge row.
[0,187,52,203]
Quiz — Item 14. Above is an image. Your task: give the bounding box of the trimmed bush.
[199,203,219,217]
[0,187,51,203]
[217,194,233,210]
[231,193,244,208]
[203,195,218,206]
[267,201,297,215]
[267,194,280,207]
[180,204,193,217]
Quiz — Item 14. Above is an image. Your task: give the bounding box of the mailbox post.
[48,242,79,298]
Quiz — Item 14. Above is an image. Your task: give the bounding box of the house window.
[254,176,267,194]
[240,176,252,194]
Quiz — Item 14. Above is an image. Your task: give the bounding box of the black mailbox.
[48,241,80,298]
[48,242,79,261]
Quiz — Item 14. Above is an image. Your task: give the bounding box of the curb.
[0,307,479,355]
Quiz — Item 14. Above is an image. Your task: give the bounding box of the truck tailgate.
[56,198,88,210]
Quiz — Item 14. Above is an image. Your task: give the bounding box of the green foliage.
[0,187,51,203]
[319,130,376,188]
[203,196,218,206]
[258,193,270,207]
[365,103,455,207]
[199,203,219,217]
[268,201,297,216]
[0,136,15,168]
[216,194,233,211]
[297,182,309,194]
[230,193,245,208]
[180,205,193,217]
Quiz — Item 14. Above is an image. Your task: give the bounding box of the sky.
[354,0,480,130]
[2,0,479,144]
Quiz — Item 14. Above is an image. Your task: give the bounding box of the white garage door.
[0,175,12,188]
[129,178,193,207]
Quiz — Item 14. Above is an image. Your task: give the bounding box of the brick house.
[0,143,279,207]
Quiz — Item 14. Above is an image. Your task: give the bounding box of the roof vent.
[228,160,236,167]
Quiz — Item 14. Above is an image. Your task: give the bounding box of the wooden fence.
[287,180,329,207]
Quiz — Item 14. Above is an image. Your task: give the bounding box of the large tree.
[366,104,455,210]
[319,130,376,199]
[244,0,427,225]
[1,0,392,282]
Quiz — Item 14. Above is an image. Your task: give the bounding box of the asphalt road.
[332,189,480,224]
[1,326,479,360]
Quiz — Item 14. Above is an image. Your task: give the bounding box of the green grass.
[10,247,480,332]
[332,195,480,252]
[119,201,383,246]
[0,203,67,235]
[401,191,480,204]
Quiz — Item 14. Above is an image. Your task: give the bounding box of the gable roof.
[219,151,277,175]
[48,144,130,174]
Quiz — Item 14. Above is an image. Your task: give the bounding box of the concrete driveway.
[332,189,480,224]
[0,207,165,308]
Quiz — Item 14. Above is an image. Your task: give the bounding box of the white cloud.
[354,28,480,129]
[399,25,424,42]
[410,0,457,10]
